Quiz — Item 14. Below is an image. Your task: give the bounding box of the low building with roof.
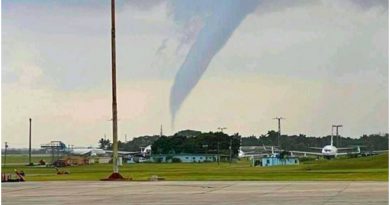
[151,154,220,163]
[251,153,299,167]
[260,156,299,167]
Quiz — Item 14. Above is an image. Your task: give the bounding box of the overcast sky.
[2,0,388,148]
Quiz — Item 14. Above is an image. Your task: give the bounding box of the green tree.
[98,138,111,149]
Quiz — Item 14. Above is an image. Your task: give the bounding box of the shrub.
[172,158,182,163]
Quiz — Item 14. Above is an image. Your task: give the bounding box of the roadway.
[2,181,388,205]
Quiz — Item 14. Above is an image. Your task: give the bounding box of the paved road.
[2,181,388,205]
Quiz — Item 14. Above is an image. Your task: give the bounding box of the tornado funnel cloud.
[170,1,259,125]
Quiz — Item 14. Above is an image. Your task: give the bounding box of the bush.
[299,157,316,163]
[172,158,181,163]
[154,158,163,163]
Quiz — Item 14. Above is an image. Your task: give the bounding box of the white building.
[152,154,218,163]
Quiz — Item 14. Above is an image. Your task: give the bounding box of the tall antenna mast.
[332,124,343,147]
[273,117,285,147]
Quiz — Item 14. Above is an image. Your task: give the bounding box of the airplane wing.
[245,153,271,158]
[309,147,323,150]
[290,151,323,156]
[338,145,367,151]
[336,151,360,155]
[71,150,92,155]
[373,150,388,154]
[337,146,362,155]
[104,150,139,154]
[337,147,358,150]
[243,151,270,154]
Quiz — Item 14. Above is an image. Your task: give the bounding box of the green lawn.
[2,154,388,181]
[2,154,53,164]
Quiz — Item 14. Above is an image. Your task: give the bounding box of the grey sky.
[2,0,388,148]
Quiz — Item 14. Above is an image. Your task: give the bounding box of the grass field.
[1,154,388,181]
[2,154,53,164]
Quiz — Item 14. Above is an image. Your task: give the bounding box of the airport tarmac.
[2,181,388,205]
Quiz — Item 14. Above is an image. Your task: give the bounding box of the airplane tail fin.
[330,135,333,146]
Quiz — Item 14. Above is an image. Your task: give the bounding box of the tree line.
[151,131,241,156]
[98,130,388,155]
[242,130,388,151]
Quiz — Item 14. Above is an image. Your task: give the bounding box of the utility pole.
[216,127,226,165]
[202,144,208,154]
[111,0,119,175]
[273,117,285,148]
[217,142,220,165]
[4,142,8,167]
[217,127,227,133]
[28,118,32,165]
[229,137,232,165]
[160,124,163,137]
[332,125,343,147]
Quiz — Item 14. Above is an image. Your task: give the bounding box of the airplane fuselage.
[321,145,338,157]
[69,148,106,156]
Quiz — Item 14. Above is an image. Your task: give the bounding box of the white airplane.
[238,148,250,158]
[239,145,278,158]
[68,147,107,156]
[290,135,360,159]
[68,147,138,156]
[140,145,152,156]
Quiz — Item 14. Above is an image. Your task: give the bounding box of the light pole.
[217,127,227,133]
[28,118,32,166]
[217,142,220,165]
[216,127,227,165]
[4,142,8,167]
[202,144,208,154]
[229,137,232,165]
[273,117,285,148]
[332,125,342,147]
